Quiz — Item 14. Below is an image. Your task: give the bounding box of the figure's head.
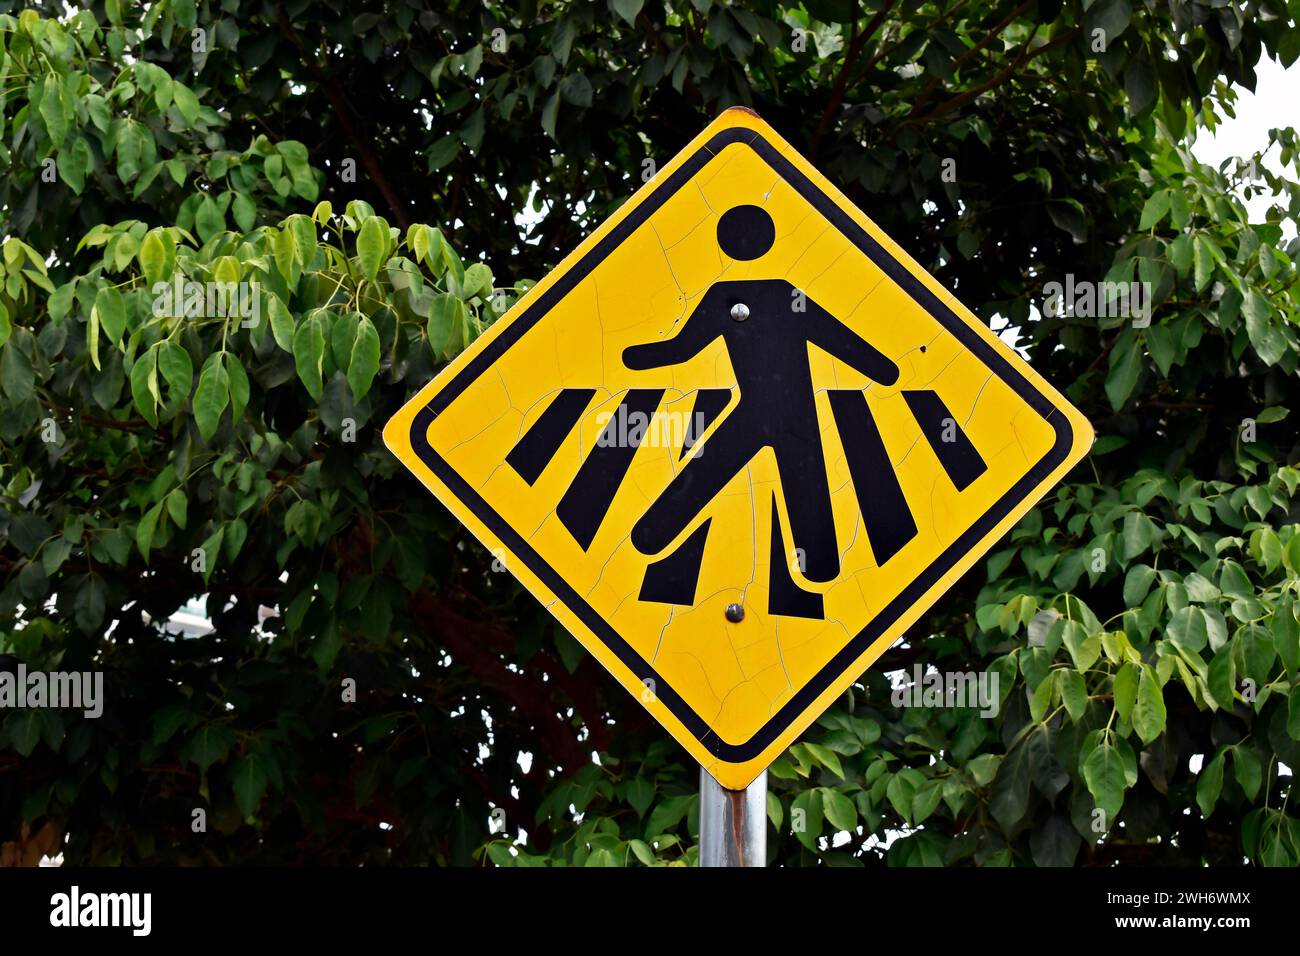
[717,204,775,261]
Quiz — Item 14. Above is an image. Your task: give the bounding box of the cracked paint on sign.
[384,108,1093,789]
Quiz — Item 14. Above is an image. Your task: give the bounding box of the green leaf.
[1138,189,1171,229]
[1231,746,1262,801]
[628,838,655,866]
[1206,649,1235,711]
[268,295,295,352]
[644,794,693,838]
[1047,198,1087,242]
[223,517,248,560]
[139,231,166,286]
[1167,606,1208,654]
[232,192,257,232]
[990,742,1030,830]
[790,789,824,851]
[347,316,381,401]
[1193,235,1216,292]
[232,755,269,817]
[136,501,164,561]
[1063,621,1101,672]
[540,90,560,139]
[193,352,231,439]
[1123,564,1156,607]
[129,345,160,427]
[1104,337,1141,410]
[1145,325,1175,377]
[1132,665,1167,744]
[910,779,944,824]
[330,311,360,371]
[75,575,107,632]
[165,488,188,529]
[93,285,126,346]
[157,340,193,402]
[274,226,298,283]
[356,217,388,281]
[462,262,493,300]
[803,742,844,778]
[197,527,224,584]
[1281,24,1300,67]
[624,777,654,817]
[293,313,326,400]
[183,724,235,773]
[1168,188,1190,229]
[10,711,42,757]
[821,787,857,831]
[151,705,197,745]
[1082,735,1132,821]
[966,753,1001,787]
[1113,662,1139,723]
[173,81,200,124]
[1274,601,1299,677]
[195,194,224,241]
[39,74,69,147]
[0,341,34,403]
[225,354,249,422]
[48,281,75,323]
[1196,751,1224,817]
[1244,290,1286,365]
[611,0,645,25]
[1086,0,1132,47]
[1169,234,1193,276]
[427,293,461,357]
[1057,669,1088,722]
[57,136,92,195]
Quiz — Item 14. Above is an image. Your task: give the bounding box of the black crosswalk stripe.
[827,389,918,567]
[638,519,712,605]
[556,389,665,550]
[902,389,988,491]
[680,389,732,460]
[506,388,596,485]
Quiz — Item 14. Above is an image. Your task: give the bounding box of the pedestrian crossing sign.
[384,108,1093,789]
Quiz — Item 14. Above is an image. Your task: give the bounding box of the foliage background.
[2,0,1300,866]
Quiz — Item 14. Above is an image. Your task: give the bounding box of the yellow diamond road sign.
[384,108,1093,789]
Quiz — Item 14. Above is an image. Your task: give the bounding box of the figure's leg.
[631,418,758,556]
[767,496,824,619]
[773,435,840,583]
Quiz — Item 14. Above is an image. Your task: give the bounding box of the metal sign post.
[699,767,767,867]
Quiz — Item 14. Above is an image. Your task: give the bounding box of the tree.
[2,0,1299,866]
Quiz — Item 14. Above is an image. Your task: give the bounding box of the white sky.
[1191,55,1300,236]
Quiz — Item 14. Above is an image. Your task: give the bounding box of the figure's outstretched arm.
[806,301,899,385]
[622,293,718,370]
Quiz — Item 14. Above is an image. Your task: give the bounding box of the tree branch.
[908,28,1081,126]
[908,0,1037,117]
[276,12,412,228]
[809,0,898,161]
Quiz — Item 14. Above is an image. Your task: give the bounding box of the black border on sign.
[408,127,1075,761]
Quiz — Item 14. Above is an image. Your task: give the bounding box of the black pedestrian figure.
[623,204,900,584]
